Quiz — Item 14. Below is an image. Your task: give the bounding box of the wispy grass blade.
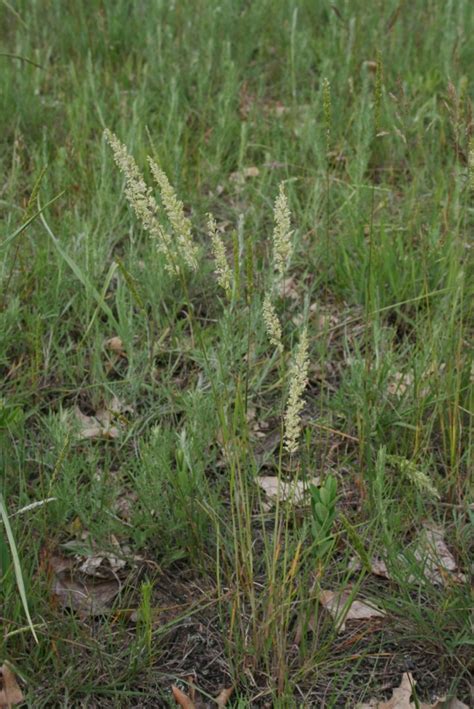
[0,191,64,251]
[0,492,38,643]
[39,204,120,331]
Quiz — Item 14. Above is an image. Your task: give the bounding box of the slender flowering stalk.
[208,213,232,298]
[262,295,283,353]
[103,130,176,272]
[374,49,384,136]
[284,327,309,454]
[148,158,198,271]
[272,182,293,278]
[322,77,332,145]
[469,138,474,192]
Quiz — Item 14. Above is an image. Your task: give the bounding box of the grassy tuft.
[1,1,472,706]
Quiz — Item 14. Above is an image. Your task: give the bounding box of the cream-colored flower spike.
[148,158,198,271]
[103,130,176,272]
[262,295,283,353]
[469,138,474,192]
[272,182,293,278]
[208,213,232,298]
[284,327,309,454]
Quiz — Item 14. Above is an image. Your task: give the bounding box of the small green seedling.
[309,475,338,558]
[135,580,153,663]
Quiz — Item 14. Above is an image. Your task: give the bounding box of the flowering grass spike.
[272,183,293,278]
[469,138,474,192]
[208,213,232,298]
[148,158,198,271]
[284,327,309,454]
[103,130,176,272]
[262,295,283,353]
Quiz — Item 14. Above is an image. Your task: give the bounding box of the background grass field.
[1,1,472,706]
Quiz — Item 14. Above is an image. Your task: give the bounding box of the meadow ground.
[1,1,473,706]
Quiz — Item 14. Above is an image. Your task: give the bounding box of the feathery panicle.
[148,158,198,271]
[387,455,440,500]
[103,129,176,272]
[262,295,283,353]
[272,182,293,278]
[284,327,309,454]
[208,213,232,298]
[469,138,474,192]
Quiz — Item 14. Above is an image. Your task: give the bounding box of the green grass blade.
[39,205,120,331]
[0,492,38,643]
[0,191,65,251]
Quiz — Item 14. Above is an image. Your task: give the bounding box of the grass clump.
[1,1,472,706]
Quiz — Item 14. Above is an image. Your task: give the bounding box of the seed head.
[387,455,440,500]
[272,182,293,278]
[208,213,232,298]
[103,130,176,273]
[284,327,309,454]
[148,158,198,271]
[468,138,474,192]
[262,295,283,353]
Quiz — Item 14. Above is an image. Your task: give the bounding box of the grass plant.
[1,1,472,706]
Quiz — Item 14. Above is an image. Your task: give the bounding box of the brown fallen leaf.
[229,166,260,184]
[61,531,129,579]
[411,523,466,585]
[319,589,385,633]
[171,683,233,708]
[387,363,447,400]
[242,166,259,178]
[277,275,300,302]
[256,475,320,506]
[50,554,120,617]
[113,490,138,523]
[309,301,341,329]
[78,550,126,578]
[350,524,466,588]
[105,336,126,358]
[172,685,196,709]
[430,700,469,709]
[215,686,234,707]
[349,556,390,580]
[71,397,132,441]
[73,406,120,440]
[0,663,24,708]
[357,672,469,709]
[65,534,127,578]
[252,428,282,465]
[387,371,414,397]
